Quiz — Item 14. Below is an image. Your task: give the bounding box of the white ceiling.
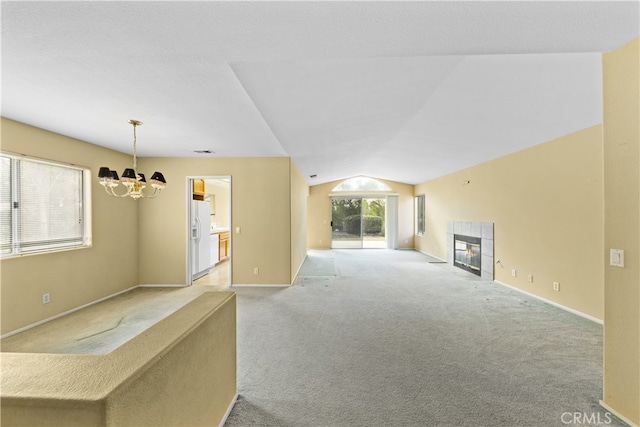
[2,1,638,185]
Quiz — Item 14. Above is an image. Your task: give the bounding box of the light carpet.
[225,249,622,427]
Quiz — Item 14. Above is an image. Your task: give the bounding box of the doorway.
[331,197,386,248]
[187,176,232,286]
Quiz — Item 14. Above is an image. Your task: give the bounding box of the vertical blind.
[386,195,399,249]
[1,153,86,256]
[415,194,425,236]
[0,156,12,254]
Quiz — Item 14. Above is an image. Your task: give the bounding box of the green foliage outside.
[344,215,383,235]
[332,198,385,236]
[332,199,361,232]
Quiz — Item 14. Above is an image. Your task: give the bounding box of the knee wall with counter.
[1,291,237,427]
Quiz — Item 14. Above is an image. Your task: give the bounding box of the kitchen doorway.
[187,176,232,287]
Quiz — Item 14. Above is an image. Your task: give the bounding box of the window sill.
[1,243,92,260]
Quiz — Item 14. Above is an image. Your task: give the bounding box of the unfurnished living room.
[1,2,639,427]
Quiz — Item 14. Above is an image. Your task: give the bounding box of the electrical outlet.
[254,267,259,275]
[527,275,533,283]
[42,293,50,304]
[553,282,560,291]
[512,269,517,277]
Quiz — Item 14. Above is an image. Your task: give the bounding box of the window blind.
[0,156,12,254]
[1,153,88,256]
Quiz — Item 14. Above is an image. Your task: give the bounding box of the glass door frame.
[330,195,387,249]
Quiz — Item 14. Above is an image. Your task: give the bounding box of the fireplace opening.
[453,234,481,276]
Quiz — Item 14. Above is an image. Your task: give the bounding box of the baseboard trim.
[139,284,188,288]
[599,400,638,427]
[1,284,140,339]
[218,392,239,427]
[425,252,446,262]
[291,253,309,285]
[494,280,603,325]
[415,249,446,261]
[231,284,290,288]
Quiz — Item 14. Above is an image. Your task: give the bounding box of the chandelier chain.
[132,122,138,170]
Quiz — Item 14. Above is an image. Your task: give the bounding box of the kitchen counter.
[210,228,229,235]
[211,229,230,262]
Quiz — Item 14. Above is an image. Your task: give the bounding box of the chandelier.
[98,120,167,199]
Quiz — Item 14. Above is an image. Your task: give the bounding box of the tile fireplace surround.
[447,222,494,281]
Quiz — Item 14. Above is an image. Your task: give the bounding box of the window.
[333,176,392,192]
[415,194,425,236]
[1,152,91,257]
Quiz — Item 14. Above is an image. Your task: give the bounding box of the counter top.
[1,291,237,427]
[1,292,235,401]
[211,228,229,235]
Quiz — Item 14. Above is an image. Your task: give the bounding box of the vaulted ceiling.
[2,1,638,185]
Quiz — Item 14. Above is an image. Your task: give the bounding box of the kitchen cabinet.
[192,179,205,200]
[209,230,229,264]
[218,231,230,261]
[210,233,219,266]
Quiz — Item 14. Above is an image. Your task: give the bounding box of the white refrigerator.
[191,200,212,280]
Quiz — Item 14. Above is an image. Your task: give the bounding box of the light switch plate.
[610,249,625,268]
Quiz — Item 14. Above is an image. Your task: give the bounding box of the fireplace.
[447,222,494,280]
[453,234,482,276]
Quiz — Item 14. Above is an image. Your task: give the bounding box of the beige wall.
[0,118,139,335]
[290,161,309,281]
[1,118,308,335]
[307,178,415,250]
[415,125,605,320]
[602,37,640,425]
[137,156,296,285]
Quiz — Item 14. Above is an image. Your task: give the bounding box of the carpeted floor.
[226,249,623,427]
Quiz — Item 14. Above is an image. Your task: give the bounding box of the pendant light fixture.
[98,120,167,199]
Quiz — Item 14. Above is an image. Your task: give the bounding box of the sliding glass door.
[331,197,386,248]
[331,198,361,248]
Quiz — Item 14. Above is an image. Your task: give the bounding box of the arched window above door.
[332,176,392,192]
